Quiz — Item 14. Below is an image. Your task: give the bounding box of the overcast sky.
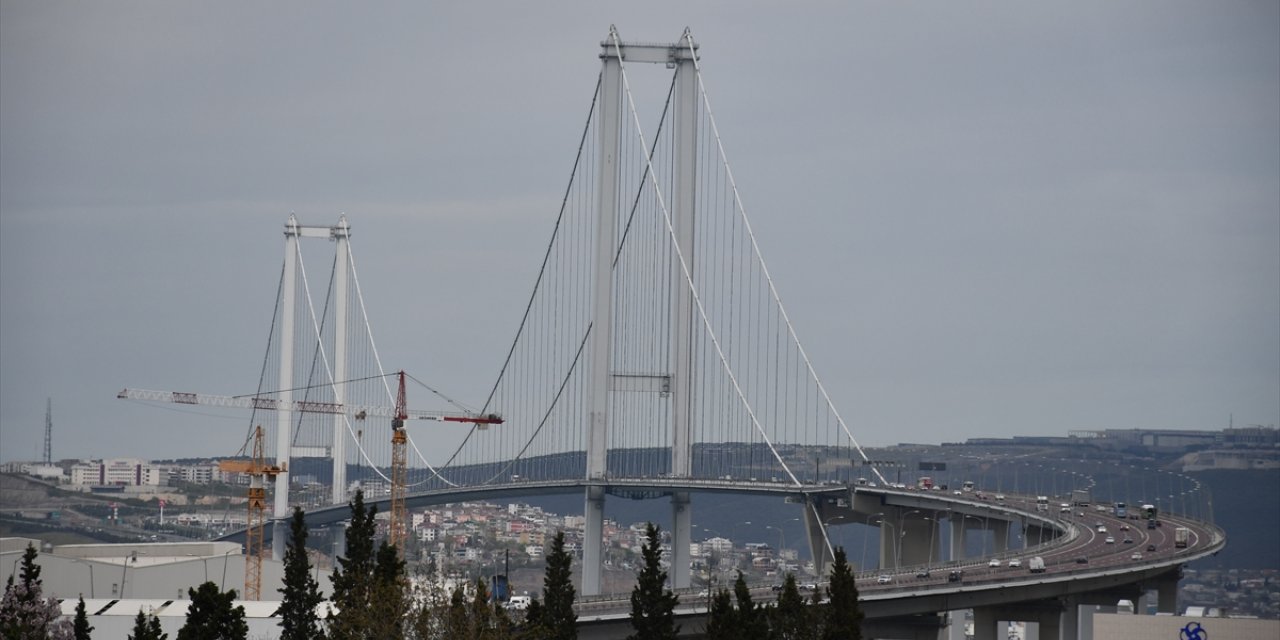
[2,2,1277,463]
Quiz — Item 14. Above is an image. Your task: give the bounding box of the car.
[948,570,964,583]
[1120,524,1130,531]
[1130,552,1143,560]
[988,558,1002,567]
[995,494,1006,501]
[915,568,932,579]
[1007,558,1022,568]
[771,584,784,592]
[1075,556,1089,564]
[799,582,817,592]
[1105,536,1116,544]
[1147,544,1157,552]
[1123,538,1134,544]
[1096,525,1107,533]
[506,596,532,611]
[877,575,893,584]
[953,490,963,495]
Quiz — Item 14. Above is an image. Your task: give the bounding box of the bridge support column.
[671,492,691,589]
[1060,596,1080,640]
[330,216,349,506]
[949,517,965,561]
[582,486,605,595]
[899,514,937,567]
[802,501,833,577]
[1154,575,1179,614]
[992,520,1011,553]
[972,607,999,640]
[582,28,622,598]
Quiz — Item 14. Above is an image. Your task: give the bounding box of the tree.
[73,596,93,640]
[363,540,409,640]
[627,523,679,640]
[128,609,168,640]
[532,530,576,640]
[276,507,325,640]
[819,548,863,640]
[327,490,378,640]
[732,571,767,640]
[176,581,247,640]
[0,543,73,640]
[702,588,736,640]
[769,574,816,640]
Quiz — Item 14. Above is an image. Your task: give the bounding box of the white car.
[1105,536,1116,544]
[1007,558,1022,568]
[876,575,892,584]
[988,558,1002,568]
[1096,525,1107,533]
[995,494,1006,501]
[1130,552,1143,560]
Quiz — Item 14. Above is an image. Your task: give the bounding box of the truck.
[1035,496,1049,512]
[1028,557,1046,573]
[1071,489,1091,507]
[1174,527,1190,549]
[917,477,934,490]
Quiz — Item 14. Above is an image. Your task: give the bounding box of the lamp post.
[219,548,235,590]
[765,526,786,554]
[896,510,921,569]
[119,551,137,599]
[69,559,95,598]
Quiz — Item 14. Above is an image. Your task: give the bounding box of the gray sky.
[2,1,1277,463]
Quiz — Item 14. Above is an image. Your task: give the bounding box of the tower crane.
[387,370,503,555]
[216,425,282,601]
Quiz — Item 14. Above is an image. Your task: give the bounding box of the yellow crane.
[218,426,283,601]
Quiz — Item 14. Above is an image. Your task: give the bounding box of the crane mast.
[217,426,283,601]
[389,372,409,555]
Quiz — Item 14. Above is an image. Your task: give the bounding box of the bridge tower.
[583,27,700,595]
[274,214,353,559]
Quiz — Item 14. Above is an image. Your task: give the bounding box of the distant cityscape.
[3,424,1277,619]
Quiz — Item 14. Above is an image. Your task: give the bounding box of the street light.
[764,526,786,554]
[68,559,95,599]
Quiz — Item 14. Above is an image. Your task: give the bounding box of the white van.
[506,595,532,611]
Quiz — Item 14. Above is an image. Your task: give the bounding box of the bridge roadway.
[226,478,1223,639]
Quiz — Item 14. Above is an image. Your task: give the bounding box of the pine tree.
[177,582,247,640]
[769,574,815,640]
[441,585,470,639]
[73,596,93,640]
[0,543,73,640]
[732,571,767,640]
[627,523,679,640]
[327,490,377,640]
[536,530,577,640]
[275,507,325,640]
[364,540,409,640]
[819,548,863,640]
[702,588,736,640]
[128,609,168,640]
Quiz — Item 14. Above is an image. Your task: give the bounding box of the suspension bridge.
[118,28,1225,637]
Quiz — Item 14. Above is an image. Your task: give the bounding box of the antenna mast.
[43,398,52,465]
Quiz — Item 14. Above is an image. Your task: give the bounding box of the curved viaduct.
[225,479,1224,639]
